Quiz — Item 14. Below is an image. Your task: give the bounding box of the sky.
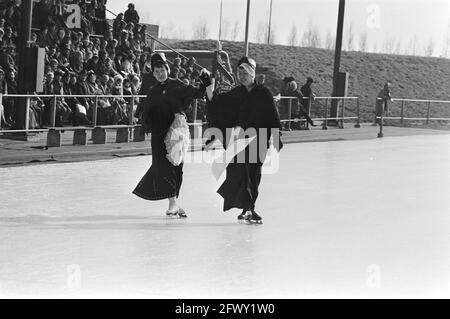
[106,0,450,57]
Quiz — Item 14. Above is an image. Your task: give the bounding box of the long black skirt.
[217,162,262,212]
[133,134,183,200]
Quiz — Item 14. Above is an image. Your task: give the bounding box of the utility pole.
[244,0,251,56]
[330,0,345,123]
[267,0,273,44]
[218,0,223,40]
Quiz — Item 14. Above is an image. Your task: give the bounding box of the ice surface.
[0,134,449,298]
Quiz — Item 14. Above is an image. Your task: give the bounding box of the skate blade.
[166,214,180,219]
[238,219,262,225]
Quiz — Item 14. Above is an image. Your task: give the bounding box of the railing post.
[93,95,98,126]
[50,95,57,127]
[193,99,198,123]
[288,98,292,130]
[400,100,405,125]
[129,96,134,125]
[25,97,30,131]
[322,98,328,130]
[339,97,345,129]
[377,106,384,138]
[307,97,312,130]
[0,93,3,128]
[354,97,361,128]
[426,100,431,125]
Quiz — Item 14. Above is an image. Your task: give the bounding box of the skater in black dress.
[206,57,283,223]
[133,53,211,217]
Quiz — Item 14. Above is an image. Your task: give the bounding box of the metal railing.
[1,93,363,134]
[376,97,450,138]
[275,96,361,130]
[0,93,206,134]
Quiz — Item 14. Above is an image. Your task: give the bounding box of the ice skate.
[176,207,188,218]
[237,210,251,224]
[165,209,179,218]
[247,210,263,224]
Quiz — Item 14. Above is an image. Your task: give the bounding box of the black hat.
[283,76,295,84]
[307,77,314,83]
[150,52,169,72]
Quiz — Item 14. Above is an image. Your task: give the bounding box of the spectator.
[0,67,11,128]
[286,80,316,129]
[124,3,139,25]
[37,26,50,47]
[3,26,16,47]
[0,46,16,73]
[112,13,125,38]
[374,81,392,125]
[3,69,16,126]
[300,77,316,115]
[255,74,265,85]
[85,53,100,73]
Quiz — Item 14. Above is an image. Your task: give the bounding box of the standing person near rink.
[132,53,212,218]
[373,81,392,125]
[205,57,283,224]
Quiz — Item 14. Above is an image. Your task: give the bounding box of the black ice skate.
[165,209,178,218]
[247,211,263,224]
[176,208,188,218]
[237,210,251,223]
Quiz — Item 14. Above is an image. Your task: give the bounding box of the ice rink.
[0,134,449,298]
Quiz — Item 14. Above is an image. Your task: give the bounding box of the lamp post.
[330,0,346,123]
[244,0,251,56]
[267,0,273,44]
[218,0,223,40]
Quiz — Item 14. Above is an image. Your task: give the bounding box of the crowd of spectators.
[0,0,206,129]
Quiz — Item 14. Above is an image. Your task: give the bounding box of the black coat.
[133,78,205,201]
[208,84,282,164]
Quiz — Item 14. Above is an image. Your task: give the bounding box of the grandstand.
[0,0,233,133]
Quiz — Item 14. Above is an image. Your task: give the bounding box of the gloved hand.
[199,68,212,87]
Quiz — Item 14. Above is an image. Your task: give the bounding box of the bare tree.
[358,32,368,52]
[424,38,435,57]
[382,36,395,54]
[268,25,277,44]
[221,18,230,41]
[406,35,419,56]
[175,27,186,40]
[192,20,209,40]
[441,20,450,57]
[324,30,334,50]
[345,23,354,51]
[301,20,321,48]
[161,22,175,39]
[254,21,266,43]
[372,41,378,53]
[231,19,240,41]
[287,24,298,46]
[394,39,402,55]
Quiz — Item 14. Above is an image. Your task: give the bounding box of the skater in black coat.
[133,53,211,217]
[205,57,283,223]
